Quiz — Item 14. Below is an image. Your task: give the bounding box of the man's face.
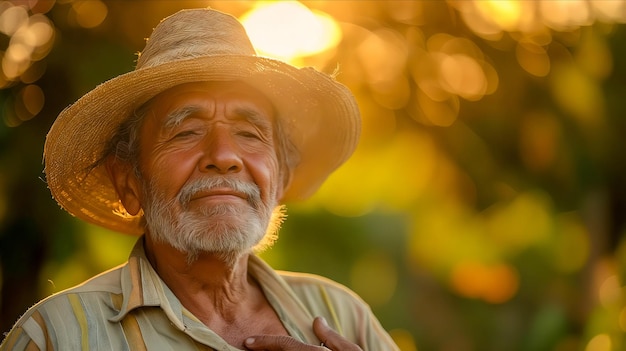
[132,81,283,261]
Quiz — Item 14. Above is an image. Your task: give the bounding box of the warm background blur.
[1,1,625,350]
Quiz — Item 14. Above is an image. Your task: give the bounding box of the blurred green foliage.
[1,1,626,351]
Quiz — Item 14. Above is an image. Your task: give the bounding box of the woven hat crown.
[138,9,256,69]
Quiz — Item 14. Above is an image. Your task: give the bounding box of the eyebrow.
[162,105,201,129]
[161,104,274,135]
[233,107,273,135]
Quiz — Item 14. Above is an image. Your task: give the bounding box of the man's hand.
[244,316,364,351]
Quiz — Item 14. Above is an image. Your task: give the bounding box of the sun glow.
[240,1,341,65]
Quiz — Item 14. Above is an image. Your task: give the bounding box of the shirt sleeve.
[1,292,87,351]
[1,314,49,351]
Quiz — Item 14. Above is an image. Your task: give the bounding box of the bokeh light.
[240,1,341,65]
[586,334,612,351]
[449,261,519,303]
[70,0,107,29]
[0,0,55,128]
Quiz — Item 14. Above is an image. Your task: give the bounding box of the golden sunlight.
[474,0,525,31]
[586,334,612,351]
[240,1,341,64]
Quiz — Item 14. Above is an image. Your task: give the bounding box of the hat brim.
[44,55,360,235]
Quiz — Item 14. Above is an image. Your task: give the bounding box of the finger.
[244,335,326,351]
[313,317,363,351]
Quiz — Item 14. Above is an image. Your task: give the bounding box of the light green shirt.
[1,239,399,350]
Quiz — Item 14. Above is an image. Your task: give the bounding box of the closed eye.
[238,131,262,139]
[172,130,199,139]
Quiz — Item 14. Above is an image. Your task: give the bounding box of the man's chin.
[183,247,249,266]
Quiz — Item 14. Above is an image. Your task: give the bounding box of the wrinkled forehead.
[144,80,276,124]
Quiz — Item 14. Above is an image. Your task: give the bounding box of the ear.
[105,157,142,216]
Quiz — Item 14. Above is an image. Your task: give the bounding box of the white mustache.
[177,177,261,209]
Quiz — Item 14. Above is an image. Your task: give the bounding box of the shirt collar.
[108,237,186,329]
[108,236,319,344]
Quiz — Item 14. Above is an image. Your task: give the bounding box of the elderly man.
[0,8,399,351]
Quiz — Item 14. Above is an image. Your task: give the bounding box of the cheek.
[248,153,282,199]
[142,148,200,197]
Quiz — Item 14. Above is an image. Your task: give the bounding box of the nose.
[198,126,242,174]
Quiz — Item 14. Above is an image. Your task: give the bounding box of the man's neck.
[141,235,289,348]
[143,235,257,320]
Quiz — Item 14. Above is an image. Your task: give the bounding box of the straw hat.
[43,8,360,235]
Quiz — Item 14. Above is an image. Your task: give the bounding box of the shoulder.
[275,271,399,351]
[0,264,126,350]
[276,271,371,326]
[35,262,125,313]
[277,271,367,307]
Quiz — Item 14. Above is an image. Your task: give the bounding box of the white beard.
[141,176,277,265]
